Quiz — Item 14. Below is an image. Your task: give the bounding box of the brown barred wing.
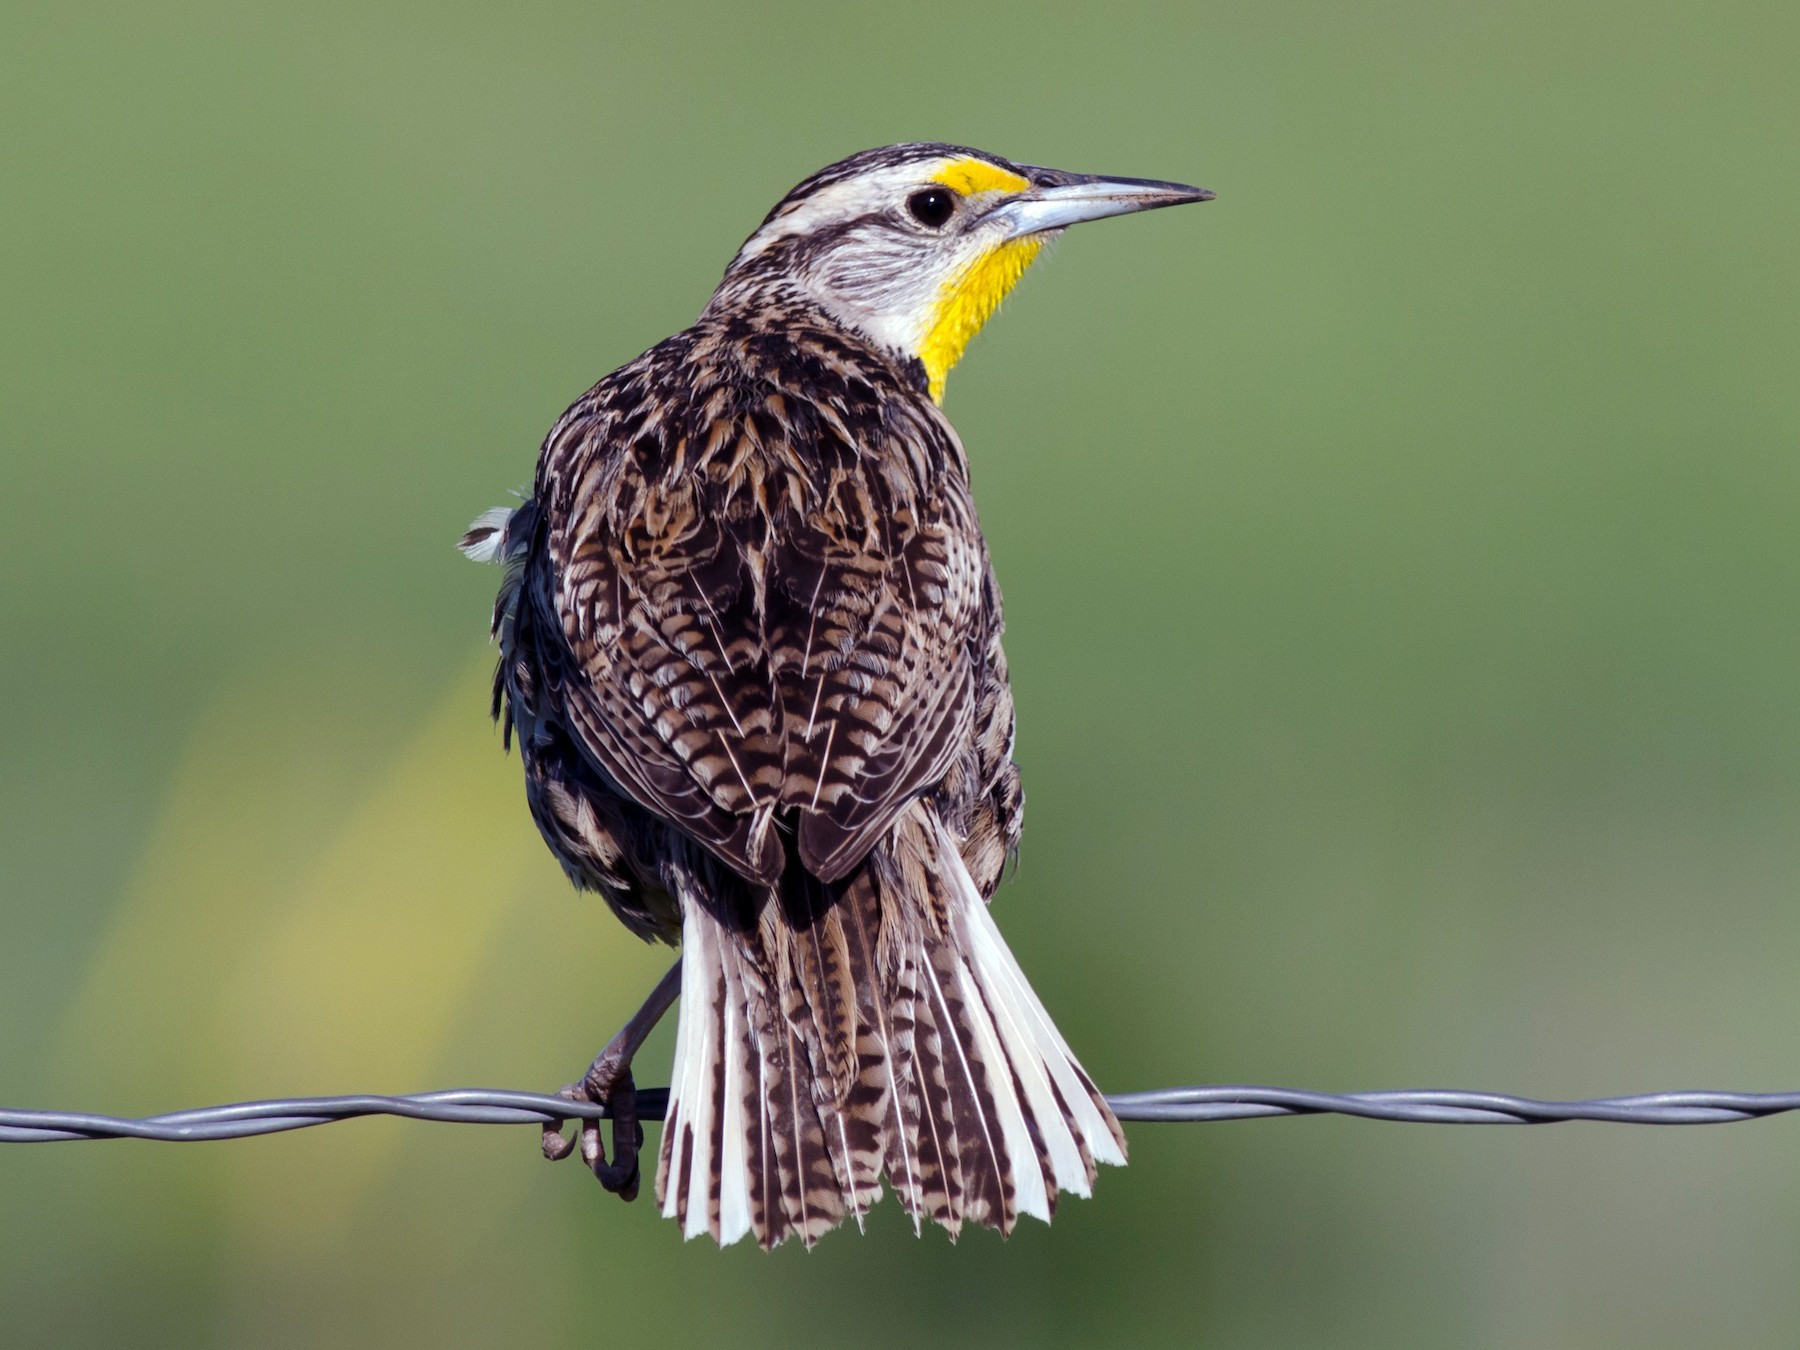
[546,569,789,880]
[543,379,792,884]
[541,333,994,889]
[767,481,989,882]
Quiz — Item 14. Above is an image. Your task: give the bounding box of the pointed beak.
[988,171,1214,239]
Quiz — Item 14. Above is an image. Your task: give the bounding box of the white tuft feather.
[457,506,517,563]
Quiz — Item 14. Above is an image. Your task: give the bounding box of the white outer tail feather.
[944,829,1128,1207]
[659,823,1123,1245]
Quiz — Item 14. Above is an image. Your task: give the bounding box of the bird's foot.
[539,957,680,1203]
[542,1052,643,1202]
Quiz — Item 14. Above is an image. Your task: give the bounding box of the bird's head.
[711,143,1213,404]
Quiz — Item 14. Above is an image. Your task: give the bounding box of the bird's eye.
[906,188,956,228]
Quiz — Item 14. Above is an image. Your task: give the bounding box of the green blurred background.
[3,0,1798,1345]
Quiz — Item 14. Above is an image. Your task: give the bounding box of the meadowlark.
[461,143,1211,1247]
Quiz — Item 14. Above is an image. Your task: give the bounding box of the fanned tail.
[655,806,1125,1248]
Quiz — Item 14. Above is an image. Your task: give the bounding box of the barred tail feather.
[658,904,846,1248]
[955,868,1126,1189]
[657,908,731,1242]
[655,812,1124,1248]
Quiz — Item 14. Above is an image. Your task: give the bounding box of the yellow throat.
[918,235,1045,404]
[914,158,1045,404]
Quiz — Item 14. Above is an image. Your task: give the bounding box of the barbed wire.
[6,1083,1800,1144]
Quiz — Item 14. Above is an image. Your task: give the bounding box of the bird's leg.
[542,957,682,1201]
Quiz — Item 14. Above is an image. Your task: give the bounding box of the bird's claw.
[541,1063,643,1202]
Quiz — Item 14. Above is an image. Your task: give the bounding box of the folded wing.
[537,335,990,885]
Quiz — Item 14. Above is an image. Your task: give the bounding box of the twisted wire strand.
[7,1084,1800,1144]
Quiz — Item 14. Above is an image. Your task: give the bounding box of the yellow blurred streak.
[59,652,570,1254]
[55,660,409,1111]
[212,654,551,1251]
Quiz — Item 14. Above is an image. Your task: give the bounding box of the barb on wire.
[7,1083,1800,1144]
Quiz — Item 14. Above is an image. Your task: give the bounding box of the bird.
[460,143,1211,1248]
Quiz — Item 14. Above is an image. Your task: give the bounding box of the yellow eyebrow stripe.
[932,158,1031,197]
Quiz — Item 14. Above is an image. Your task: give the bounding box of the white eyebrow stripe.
[736,161,959,261]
